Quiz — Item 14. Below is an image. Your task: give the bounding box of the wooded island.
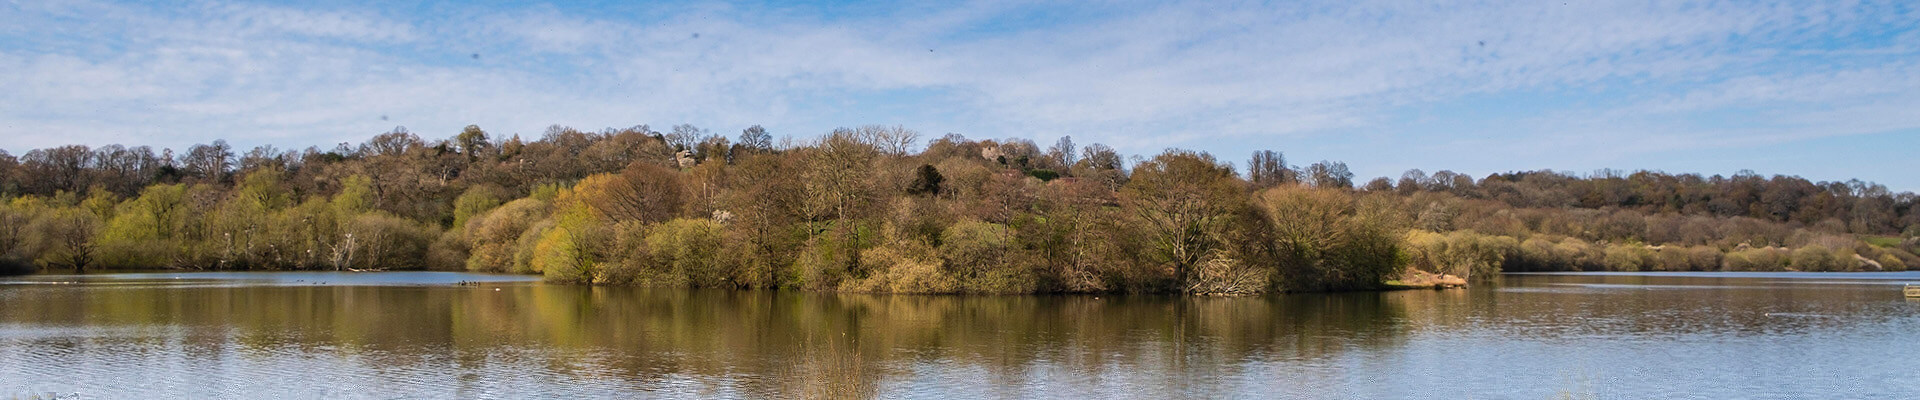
[1,124,1915,294]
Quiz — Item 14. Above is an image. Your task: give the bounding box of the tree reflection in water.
[2,273,1916,398]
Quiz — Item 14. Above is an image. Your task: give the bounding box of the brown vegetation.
[1,123,1916,292]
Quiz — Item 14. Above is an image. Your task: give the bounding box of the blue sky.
[3,0,1917,190]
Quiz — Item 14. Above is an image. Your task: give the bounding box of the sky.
[3,0,1917,190]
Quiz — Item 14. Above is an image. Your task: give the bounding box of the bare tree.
[22,145,95,193]
[579,162,686,224]
[667,124,707,151]
[853,125,920,156]
[738,125,773,151]
[183,140,234,182]
[361,127,423,158]
[1121,150,1246,290]
[1248,150,1291,188]
[33,210,100,272]
[1303,161,1354,189]
[1048,136,1077,167]
[240,145,291,173]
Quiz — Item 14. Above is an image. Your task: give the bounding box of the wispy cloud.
[1,0,1915,187]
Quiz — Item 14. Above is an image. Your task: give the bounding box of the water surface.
[3,271,1918,398]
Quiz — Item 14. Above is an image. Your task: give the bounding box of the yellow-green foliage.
[1790,245,1843,272]
[1723,247,1790,271]
[431,185,507,270]
[463,198,549,272]
[343,213,438,270]
[1602,245,1654,272]
[28,208,101,271]
[97,184,187,268]
[1403,230,1514,279]
[535,203,605,283]
[643,218,728,286]
[1878,254,1907,271]
[853,240,957,293]
[940,220,1035,293]
[1260,187,1407,290]
[12,129,1916,289]
[1647,245,1723,271]
[332,175,375,216]
[512,218,555,274]
[451,185,506,231]
[529,182,565,202]
[0,202,35,273]
[283,197,343,267]
[236,169,292,210]
[795,222,876,290]
[79,187,119,221]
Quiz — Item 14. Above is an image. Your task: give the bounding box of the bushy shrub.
[1790,245,1840,272]
[512,218,556,274]
[28,208,102,272]
[1602,245,1653,272]
[1185,253,1270,295]
[1261,187,1407,290]
[644,218,730,287]
[450,185,506,230]
[1878,254,1907,271]
[940,220,1036,293]
[1404,230,1514,279]
[1686,246,1724,271]
[882,197,949,246]
[534,205,607,283]
[463,198,549,272]
[343,213,437,270]
[852,240,957,293]
[1723,247,1789,271]
[1507,237,1559,271]
[795,222,876,290]
[1646,245,1724,271]
[425,230,468,270]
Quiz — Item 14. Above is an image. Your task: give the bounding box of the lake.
[3,271,1919,398]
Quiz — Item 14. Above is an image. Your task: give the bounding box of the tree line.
[1,124,1915,291]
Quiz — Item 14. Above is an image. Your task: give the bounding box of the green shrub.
[852,240,957,293]
[1404,230,1516,279]
[645,218,730,287]
[940,220,1037,293]
[534,205,606,282]
[1723,247,1788,271]
[796,222,877,290]
[1685,246,1723,271]
[463,198,549,272]
[513,218,556,274]
[1261,187,1407,291]
[425,230,468,270]
[1879,254,1907,271]
[450,185,506,229]
[1790,245,1838,272]
[344,213,438,270]
[1508,237,1561,271]
[1602,245,1652,271]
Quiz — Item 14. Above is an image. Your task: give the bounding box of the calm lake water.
[4,271,1920,399]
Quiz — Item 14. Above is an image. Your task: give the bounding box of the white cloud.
[198,2,417,43]
[0,0,1915,190]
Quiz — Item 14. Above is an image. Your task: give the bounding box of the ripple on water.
[4,271,1920,397]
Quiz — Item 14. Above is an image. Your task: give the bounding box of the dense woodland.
[1,124,1916,293]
